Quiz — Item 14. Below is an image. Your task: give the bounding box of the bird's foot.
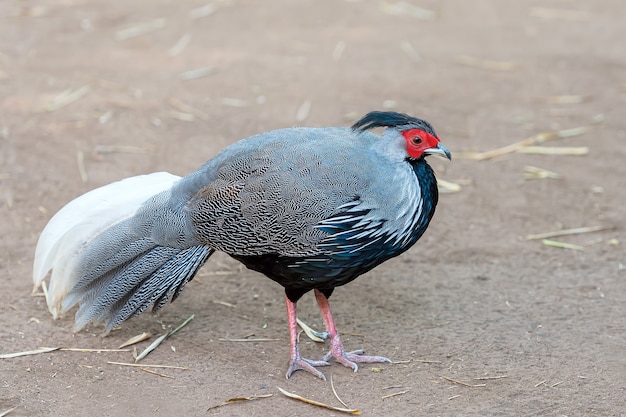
[286,354,330,380]
[322,337,391,372]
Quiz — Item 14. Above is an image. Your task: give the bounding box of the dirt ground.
[1,0,625,415]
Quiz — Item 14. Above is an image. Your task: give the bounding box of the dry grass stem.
[221,98,249,107]
[526,225,612,240]
[189,4,216,20]
[213,300,236,308]
[400,41,422,63]
[381,390,410,399]
[524,165,561,180]
[542,239,585,251]
[168,34,191,56]
[441,376,486,387]
[517,146,589,155]
[332,41,346,61]
[457,55,517,71]
[438,178,462,193]
[380,2,436,20]
[135,314,194,362]
[296,100,312,122]
[218,338,279,342]
[0,347,59,359]
[168,314,195,337]
[168,97,208,120]
[277,387,362,415]
[115,18,167,41]
[0,407,17,417]
[541,95,590,104]
[413,359,442,364]
[40,347,130,353]
[448,394,461,400]
[107,361,189,369]
[140,367,175,379]
[76,150,88,183]
[206,394,273,411]
[45,85,91,111]
[458,126,589,160]
[530,7,593,21]
[180,67,215,81]
[170,111,195,122]
[330,374,350,408]
[134,333,168,362]
[551,381,564,387]
[94,145,148,154]
[534,380,547,387]
[119,332,152,348]
[296,318,326,343]
[474,375,508,381]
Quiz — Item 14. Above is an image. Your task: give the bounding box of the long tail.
[33,172,214,332]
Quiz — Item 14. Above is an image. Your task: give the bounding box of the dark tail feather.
[71,245,214,332]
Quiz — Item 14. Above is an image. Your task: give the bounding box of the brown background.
[1,0,624,415]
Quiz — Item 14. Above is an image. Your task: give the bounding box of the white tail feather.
[33,172,181,318]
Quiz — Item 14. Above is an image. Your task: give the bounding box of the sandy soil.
[1,0,625,416]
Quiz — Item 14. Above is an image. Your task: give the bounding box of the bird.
[33,111,450,380]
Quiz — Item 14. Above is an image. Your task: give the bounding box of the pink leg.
[314,289,391,372]
[285,295,330,380]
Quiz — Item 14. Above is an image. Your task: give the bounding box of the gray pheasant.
[33,111,451,380]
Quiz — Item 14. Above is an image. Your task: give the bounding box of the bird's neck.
[407,158,439,241]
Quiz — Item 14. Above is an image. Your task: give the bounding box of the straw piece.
[381,390,410,399]
[45,85,91,111]
[206,394,273,411]
[218,338,279,342]
[180,67,215,81]
[296,100,312,122]
[277,387,361,415]
[380,2,436,20]
[0,347,59,359]
[530,7,593,21]
[168,34,191,57]
[0,407,17,417]
[458,126,589,160]
[115,18,167,41]
[296,318,326,343]
[119,332,151,348]
[526,225,612,240]
[542,239,584,251]
[524,166,561,180]
[457,55,517,71]
[517,146,588,155]
[107,361,188,369]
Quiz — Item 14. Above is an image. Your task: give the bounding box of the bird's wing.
[186,134,375,258]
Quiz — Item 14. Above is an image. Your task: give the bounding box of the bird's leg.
[314,289,392,372]
[285,295,330,380]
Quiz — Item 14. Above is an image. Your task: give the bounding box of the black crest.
[351,111,437,137]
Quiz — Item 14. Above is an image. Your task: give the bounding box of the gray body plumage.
[34,116,444,333]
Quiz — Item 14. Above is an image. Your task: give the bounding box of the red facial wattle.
[401,128,441,159]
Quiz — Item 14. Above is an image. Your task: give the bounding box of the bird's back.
[178,126,432,294]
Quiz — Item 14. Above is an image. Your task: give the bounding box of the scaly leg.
[314,289,392,371]
[285,295,330,380]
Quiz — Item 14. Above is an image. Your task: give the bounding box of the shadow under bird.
[33,111,451,380]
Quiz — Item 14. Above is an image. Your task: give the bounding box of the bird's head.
[352,111,451,161]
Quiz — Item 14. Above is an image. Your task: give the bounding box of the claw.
[323,345,391,372]
[315,289,391,373]
[286,356,330,380]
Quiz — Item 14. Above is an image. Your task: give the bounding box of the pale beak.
[425,143,452,160]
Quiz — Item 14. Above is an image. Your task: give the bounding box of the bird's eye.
[411,136,422,145]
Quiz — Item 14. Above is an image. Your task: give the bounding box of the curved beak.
[425,143,452,160]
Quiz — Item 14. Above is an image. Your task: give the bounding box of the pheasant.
[33,111,450,380]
